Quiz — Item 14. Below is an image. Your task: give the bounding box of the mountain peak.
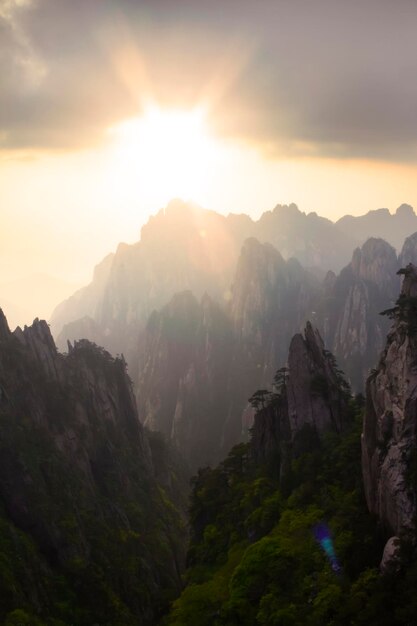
[395,203,415,218]
[0,308,10,341]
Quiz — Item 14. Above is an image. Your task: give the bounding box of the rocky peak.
[0,308,10,341]
[399,232,417,267]
[396,203,415,218]
[350,238,398,298]
[362,263,417,539]
[328,237,400,390]
[15,318,61,381]
[251,323,349,475]
[231,238,286,338]
[286,322,348,436]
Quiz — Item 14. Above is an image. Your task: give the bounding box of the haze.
[1,0,417,325]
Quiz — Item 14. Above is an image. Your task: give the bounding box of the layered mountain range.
[48,200,417,467]
[3,202,417,621]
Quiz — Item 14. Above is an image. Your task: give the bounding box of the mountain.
[137,234,417,467]
[320,238,400,390]
[165,329,389,625]
[51,200,357,354]
[165,311,417,624]
[255,203,355,271]
[136,239,320,468]
[51,202,417,361]
[336,203,417,252]
[0,310,186,625]
[362,263,417,546]
[251,322,350,481]
[136,291,233,469]
[48,199,417,468]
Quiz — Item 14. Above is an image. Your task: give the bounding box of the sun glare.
[109,106,219,204]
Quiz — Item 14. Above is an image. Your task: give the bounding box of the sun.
[108,105,218,204]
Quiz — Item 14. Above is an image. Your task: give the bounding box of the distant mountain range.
[44,199,417,467]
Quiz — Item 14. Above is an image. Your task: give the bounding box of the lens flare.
[313,522,341,574]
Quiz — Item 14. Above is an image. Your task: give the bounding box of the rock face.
[321,238,400,390]
[362,264,417,538]
[251,322,349,478]
[137,291,233,469]
[137,240,320,468]
[0,311,185,624]
[48,195,417,469]
[398,231,417,267]
[136,235,411,467]
[51,200,250,355]
[286,323,348,436]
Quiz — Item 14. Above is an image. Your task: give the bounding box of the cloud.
[1,0,417,161]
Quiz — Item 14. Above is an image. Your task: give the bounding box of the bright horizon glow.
[1,99,417,297]
[108,106,221,204]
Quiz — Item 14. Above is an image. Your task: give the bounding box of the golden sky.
[1,0,417,286]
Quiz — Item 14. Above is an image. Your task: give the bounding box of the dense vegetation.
[0,334,187,626]
[164,398,417,625]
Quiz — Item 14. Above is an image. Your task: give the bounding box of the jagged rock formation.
[224,239,321,448]
[51,200,249,355]
[255,203,354,271]
[48,196,417,469]
[137,235,414,467]
[137,240,320,468]
[52,201,417,361]
[320,238,400,390]
[0,310,185,624]
[251,322,349,479]
[51,200,356,354]
[362,264,417,541]
[398,231,417,267]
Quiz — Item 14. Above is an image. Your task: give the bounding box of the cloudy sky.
[1,0,417,286]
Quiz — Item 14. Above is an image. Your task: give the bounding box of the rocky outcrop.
[229,238,320,383]
[286,322,348,436]
[399,231,417,267]
[0,310,186,625]
[251,322,349,477]
[362,264,417,539]
[322,238,400,390]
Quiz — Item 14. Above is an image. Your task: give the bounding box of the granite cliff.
[362,264,417,544]
[251,322,349,481]
[323,238,400,390]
